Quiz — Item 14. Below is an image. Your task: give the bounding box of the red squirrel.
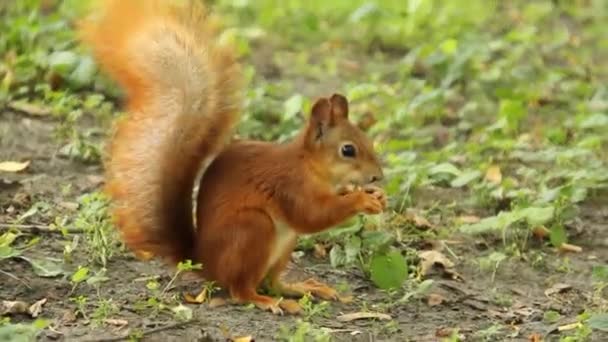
[80,0,387,315]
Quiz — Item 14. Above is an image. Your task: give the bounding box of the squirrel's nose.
[369,172,384,183]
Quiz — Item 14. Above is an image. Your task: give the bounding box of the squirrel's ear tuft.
[309,97,332,141]
[329,93,349,120]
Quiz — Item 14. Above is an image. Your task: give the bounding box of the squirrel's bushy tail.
[80,0,242,262]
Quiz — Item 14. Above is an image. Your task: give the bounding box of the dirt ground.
[1,108,607,341]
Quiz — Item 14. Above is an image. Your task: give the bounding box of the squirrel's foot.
[278,299,302,315]
[297,278,339,300]
[253,296,301,315]
[230,289,300,315]
[254,296,283,315]
[274,278,339,301]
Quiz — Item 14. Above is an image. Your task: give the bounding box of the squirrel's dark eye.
[340,144,357,158]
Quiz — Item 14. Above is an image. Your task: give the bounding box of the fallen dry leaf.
[0,161,30,173]
[8,101,52,116]
[342,59,362,72]
[103,318,128,327]
[559,243,582,253]
[184,288,207,304]
[485,165,502,184]
[231,336,254,342]
[28,298,47,318]
[544,283,572,297]
[512,306,536,318]
[86,175,105,186]
[418,250,462,280]
[427,293,445,306]
[313,243,327,259]
[337,295,354,304]
[532,226,550,239]
[61,310,77,323]
[458,215,481,224]
[208,297,227,308]
[337,311,391,322]
[558,322,581,331]
[435,327,457,338]
[1,299,46,318]
[528,333,542,342]
[404,210,433,229]
[1,300,29,315]
[58,201,79,211]
[412,215,433,229]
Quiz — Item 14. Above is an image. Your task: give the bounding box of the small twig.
[0,269,31,289]
[84,320,197,342]
[161,269,183,296]
[132,275,161,282]
[0,223,83,234]
[440,240,460,261]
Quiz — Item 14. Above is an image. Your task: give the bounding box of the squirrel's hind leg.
[270,278,339,301]
[267,243,339,302]
[228,285,300,315]
[210,210,300,315]
[229,286,281,314]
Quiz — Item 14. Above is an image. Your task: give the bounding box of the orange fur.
[81,0,386,315]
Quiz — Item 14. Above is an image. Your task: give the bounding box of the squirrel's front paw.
[363,185,388,210]
[356,191,384,214]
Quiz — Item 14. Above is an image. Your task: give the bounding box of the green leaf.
[428,162,461,177]
[499,99,526,131]
[347,83,380,101]
[325,218,362,239]
[440,39,458,55]
[349,3,379,22]
[459,206,554,235]
[177,260,202,272]
[369,251,407,290]
[579,113,608,129]
[450,170,481,187]
[68,55,96,88]
[0,323,41,342]
[146,280,160,291]
[459,215,499,234]
[171,304,193,322]
[543,310,561,323]
[19,256,64,278]
[0,246,21,260]
[48,51,79,75]
[344,236,361,264]
[71,266,89,283]
[329,245,345,268]
[32,319,50,330]
[520,206,554,226]
[549,225,567,247]
[592,265,608,282]
[361,230,394,252]
[0,232,18,247]
[283,94,303,120]
[589,313,608,332]
[86,268,110,285]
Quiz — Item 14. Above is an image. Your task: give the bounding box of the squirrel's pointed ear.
[329,93,349,120]
[308,97,332,141]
